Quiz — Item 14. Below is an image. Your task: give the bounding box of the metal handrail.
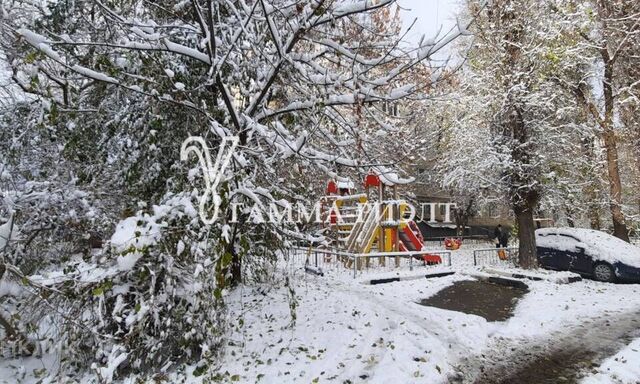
[472,247,518,266]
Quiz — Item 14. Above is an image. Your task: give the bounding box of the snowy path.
[452,309,640,383]
[581,336,640,383]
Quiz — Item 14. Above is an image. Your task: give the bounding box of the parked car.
[535,228,640,283]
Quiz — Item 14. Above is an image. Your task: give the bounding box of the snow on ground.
[582,337,640,384]
[213,245,640,383]
[216,272,481,383]
[483,265,581,283]
[3,244,640,383]
[0,353,59,384]
[498,279,640,340]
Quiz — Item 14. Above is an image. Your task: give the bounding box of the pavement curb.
[483,267,582,284]
[366,271,455,285]
[465,272,529,290]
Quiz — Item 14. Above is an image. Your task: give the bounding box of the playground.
[320,170,446,266]
[290,169,517,279]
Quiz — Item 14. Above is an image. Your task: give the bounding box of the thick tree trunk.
[601,56,630,242]
[635,133,640,215]
[505,104,539,269]
[574,2,631,241]
[515,204,537,269]
[602,129,630,241]
[495,0,539,269]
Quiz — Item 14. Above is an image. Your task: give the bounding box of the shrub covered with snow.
[53,194,230,380]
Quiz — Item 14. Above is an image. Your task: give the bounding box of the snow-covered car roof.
[536,228,640,268]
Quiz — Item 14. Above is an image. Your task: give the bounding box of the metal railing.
[472,247,519,267]
[422,236,494,248]
[284,247,452,278]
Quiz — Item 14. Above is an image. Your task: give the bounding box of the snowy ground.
[3,245,640,383]
[212,246,640,383]
[216,272,478,383]
[582,337,640,384]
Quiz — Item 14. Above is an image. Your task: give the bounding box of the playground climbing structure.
[320,170,442,269]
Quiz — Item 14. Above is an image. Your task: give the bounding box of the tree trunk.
[505,105,539,269]
[565,207,576,228]
[601,55,630,241]
[515,204,537,269]
[602,129,630,241]
[583,140,602,230]
[589,210,602,230]
[230,246,241,285]
[226,222,242,286]
[496,0,539,269]
[454,208,466,237]
[574,3,631,241]
[635,132,640,216]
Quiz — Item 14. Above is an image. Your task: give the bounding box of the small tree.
[452,197,476,237]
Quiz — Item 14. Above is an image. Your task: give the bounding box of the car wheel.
[593,262,616,283]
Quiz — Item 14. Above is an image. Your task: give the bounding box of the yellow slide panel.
[362,225,380,253]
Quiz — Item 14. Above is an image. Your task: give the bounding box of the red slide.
[399,222,442,264]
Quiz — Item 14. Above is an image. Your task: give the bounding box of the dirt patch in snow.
[418,280,528,322]
[453,310,640,384]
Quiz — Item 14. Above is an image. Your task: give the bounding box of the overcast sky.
[397,0,461,45]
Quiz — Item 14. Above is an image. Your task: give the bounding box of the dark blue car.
[535,228,640,283]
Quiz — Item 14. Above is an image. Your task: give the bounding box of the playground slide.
[399,223,442,264]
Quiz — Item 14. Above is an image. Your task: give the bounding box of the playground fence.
[282,246,354,274]
[422,236,493,248]
[472,247,519,267]
[284,247,452,278]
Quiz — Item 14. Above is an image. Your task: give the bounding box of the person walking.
[494,224,510,261]
[499,227,509,248]
[493,224,503,248]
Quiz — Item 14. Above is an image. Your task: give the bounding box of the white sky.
[397,0,461,45]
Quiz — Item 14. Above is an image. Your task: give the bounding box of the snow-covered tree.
[436,0,608,268]
[549,0,640,240]
[0,0,469,380]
